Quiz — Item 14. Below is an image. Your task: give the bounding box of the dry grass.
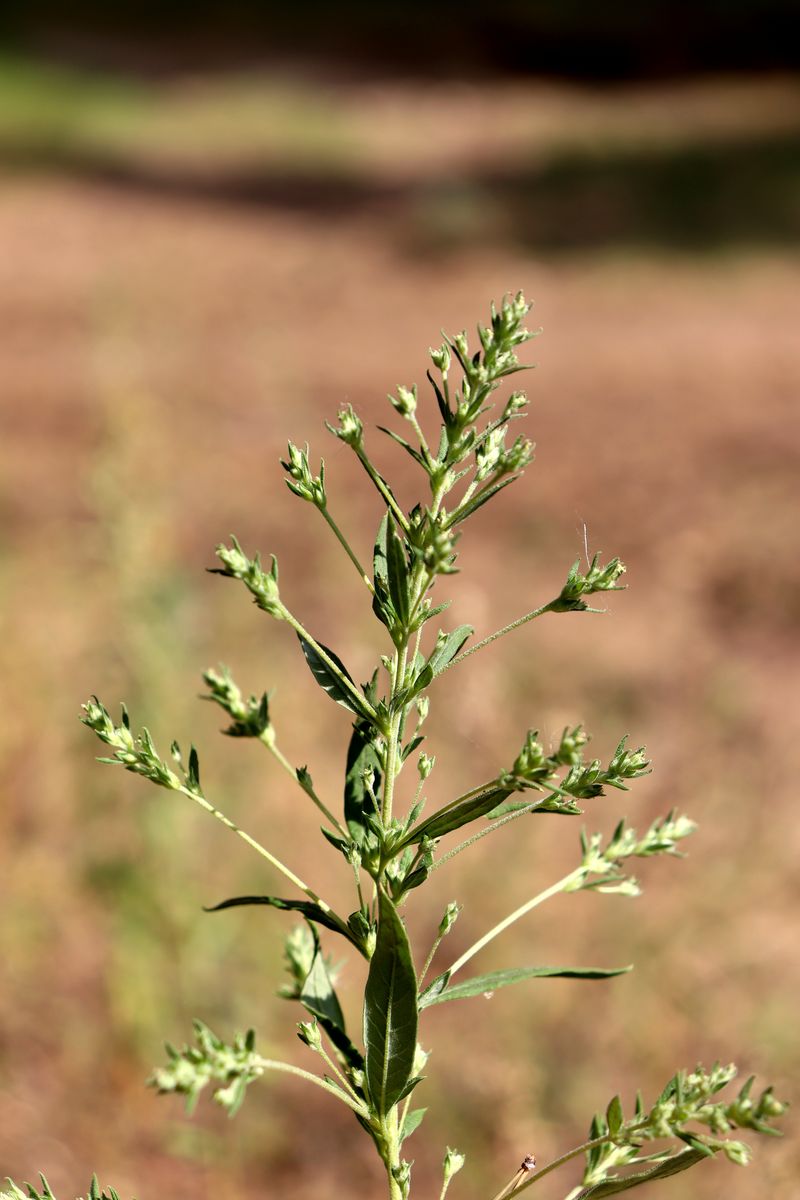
[0,68,798,1200]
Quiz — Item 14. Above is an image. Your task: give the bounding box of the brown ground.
[1,71,799,1200]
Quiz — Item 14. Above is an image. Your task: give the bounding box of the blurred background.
[1,4,798,1199]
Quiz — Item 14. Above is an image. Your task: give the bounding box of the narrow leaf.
[300,944,364,1072]
[401,786,511,846]
[419,964,632,1008]
[344,718,382,843]
[373,512,390,590]
[298,635,363,715]
[452,475,519,524]
[385,513,410,628]
[363,890,419,1116]
[575,1149,708,1197]
[203,894,361,949]
[400,1107,427,1142]
[378,425,427,468]
[426,624,473,675]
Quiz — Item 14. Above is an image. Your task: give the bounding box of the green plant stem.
[354,445,411,533]
[438,602,554,675]
[503,1127,644,1199]
[320,506,375,595]
[432,799,544,869]
[258,730,347,838]
[317,1042,362,1105]
[175,784,349,935]
[254,1056,369,1117]
[445,867,585,980]
[419,928,445,985]
[382,645,408,824]
[408,413,432,460]
[279,605,378,723]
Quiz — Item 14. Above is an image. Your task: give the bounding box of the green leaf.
[575,1149,708,1197]
[203,894,363,952]
[400,786,511,846]
[297,635,363,715]
[419,964,632,1008]
[300,938,365,1073]
[344,718,383,844]
[385,513,410,629]
[378,425,427,468]
[372,513,398,634]
[363,890,419,1116]
[400,1107,427,1143]
[451,475,518,523]
[373,512,390,589]
[606,1094,624,1138]
[426,624,473,675]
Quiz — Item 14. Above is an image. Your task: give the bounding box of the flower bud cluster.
[81,698,183,790]
[551,553,627,613]
[572,811,696,896]
[582,1065,787,1190]
[281,442,326,507]
[214,537,283,618]
[2,1178,123,1200]
[326,403,364,449]
[389,384,418,417]
[149,1020,263,1116]
[201,665,271,739]
[437,901,461,939]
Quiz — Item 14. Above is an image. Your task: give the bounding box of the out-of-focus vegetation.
[0,43,798,1200]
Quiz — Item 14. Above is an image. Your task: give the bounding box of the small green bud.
[502,390,528,419]
[452,331,469,360]
[500,435,534,474]
[214,538,283,618]
[417,752,435,780]
[475,427,506,481]
[281,441,326,507]
[390,384,417,417]
[443,1148,466,1182]
[722,1140,751,1166]
[438,901,461,938]
[429,343,451,374]
[421,518,459,576]
[551,553,627,613]
[555,724,589,765]
[297,1019,322,1051]
[392,1161,412,1200]
[415,695,430,724]
[327,403,363,449]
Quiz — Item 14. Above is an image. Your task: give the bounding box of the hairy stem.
[279,605,378,723]
[176,784,349,935]
[258,731,348,838]
[439,602,554,675]
[321,506,375,595]
[446,867,585,979]
[255,1056,369,1116]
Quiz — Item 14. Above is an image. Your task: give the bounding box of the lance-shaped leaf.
[385,512,411,629]
[300,931,365,1072]
[400,786,511,847]
[419,964,632,1009]
[344,718,383,844]
[400,1107,427,1143]
[574,1148,708,1197]
[363,889,418,1116]
[204,894,366,955]
[298,635,369,718]
[425,624,473,676]
[372,513,398,633]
